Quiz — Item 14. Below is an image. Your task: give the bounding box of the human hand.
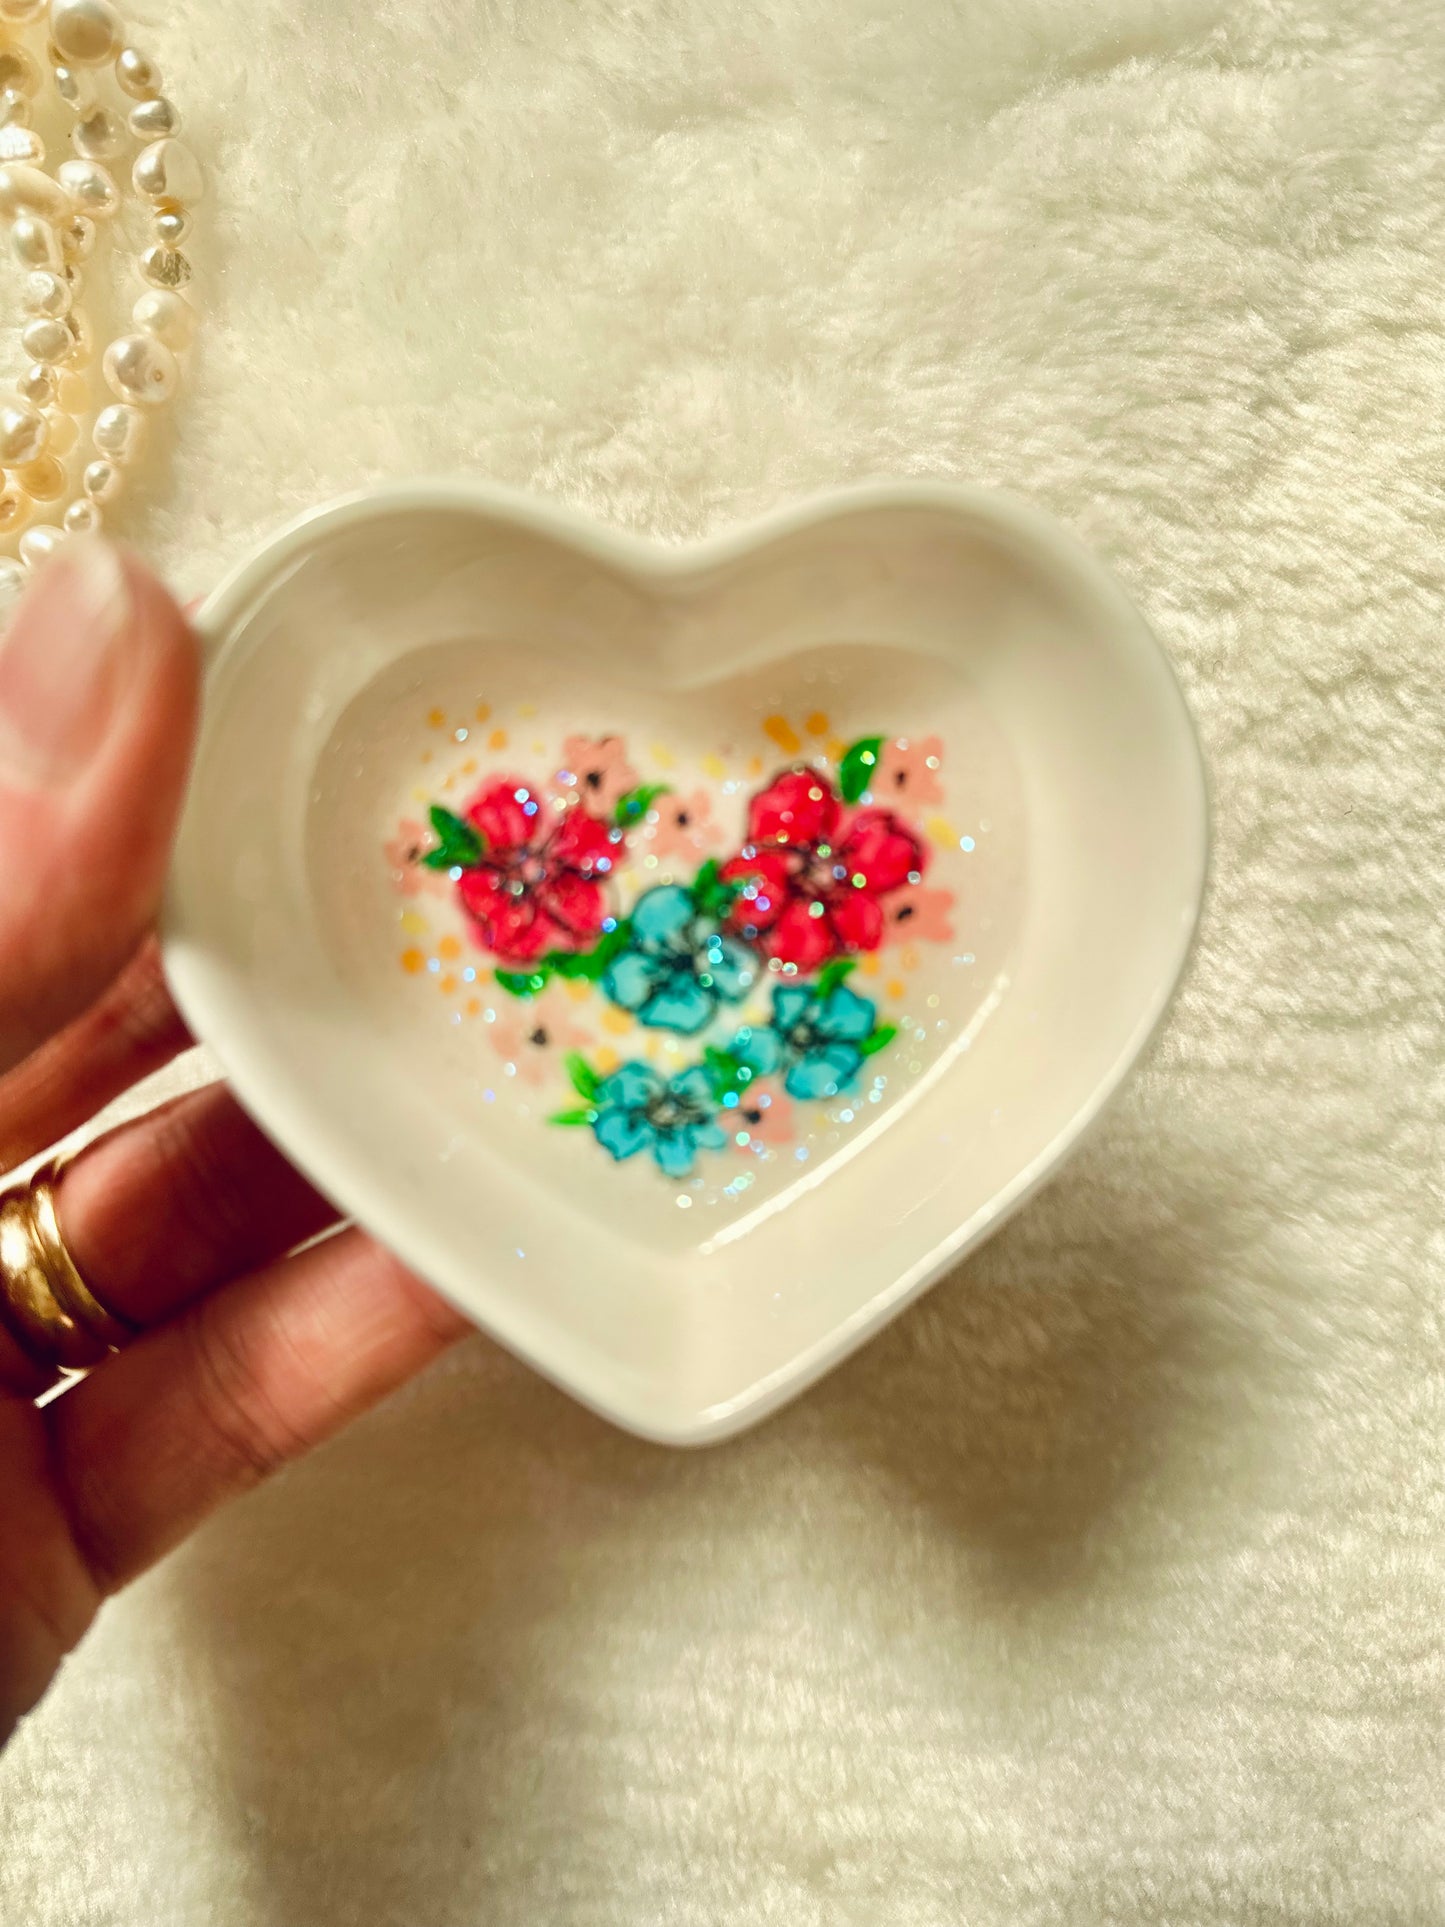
[0,541,468,1745]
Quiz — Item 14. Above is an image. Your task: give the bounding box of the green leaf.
[548,1106,597,1127]
[421,804,485,871]
[546,922,629,982]
[566,1052,603,1102]
[838,735,884,805]
[815,958,858,998]
[495,967,550,997]
[858,1023,898,1057]
[692,857,744,921]
[703,1045,754,1101]
[613,783,671,827]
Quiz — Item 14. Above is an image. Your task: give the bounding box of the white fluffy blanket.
[4,0,1444,1919]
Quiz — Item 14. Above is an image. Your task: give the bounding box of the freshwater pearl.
[12,217,61,270]
[127,93,177,139]
[65,309,92,359]
[48,0,124,66]
[43,407,77,455]
[17,362,57,406]
[115,46,159,97]
[19,524,65,568]
[0,162,71,221]
[0,400,47,464]
[81,457,119,500]
[133,136,201,204]
[22,268,70,317]
[152,205,190,245]
[0,126,44,163]
[102,330,177,405]
[1,1,198,541]
[139,242,190,288]
[60,211,94,258]
[92,401,143,459]
[57,157,118,218]
[71,106,124,160]
[51,64,96,114]
[132,287,194,348]
[21,315,70,361]
[0,48,40,96]
[15,454,66,501]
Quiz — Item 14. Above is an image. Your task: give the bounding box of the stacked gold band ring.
[0,1159,134,1373]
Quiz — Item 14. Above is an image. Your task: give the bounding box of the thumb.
[0,538,199,1073]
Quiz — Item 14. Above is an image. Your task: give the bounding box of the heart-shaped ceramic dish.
[162,480,1207,1443]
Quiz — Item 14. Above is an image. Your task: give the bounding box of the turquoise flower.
[602,883,758,1035]
[589,1061,729,1178]
[727,977,888,1101]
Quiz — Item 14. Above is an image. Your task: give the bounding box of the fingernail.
[0,538,132,789]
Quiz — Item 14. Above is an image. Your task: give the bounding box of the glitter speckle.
[960,835,975,852]
[454,727,469,743]
[676,1194,692,1209]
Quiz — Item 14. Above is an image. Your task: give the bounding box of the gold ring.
[0,1160,136,1375]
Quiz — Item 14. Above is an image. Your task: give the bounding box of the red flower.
[455,777,617,963]
[721,769,927,971]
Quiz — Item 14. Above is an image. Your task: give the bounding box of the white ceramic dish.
[162,480,1208,1444]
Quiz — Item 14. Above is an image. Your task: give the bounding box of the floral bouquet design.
[389,729,954,1180]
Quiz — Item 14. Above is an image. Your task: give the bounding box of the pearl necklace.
[0,0,199,605]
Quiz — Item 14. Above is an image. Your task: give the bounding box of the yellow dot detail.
[701,753,727,780]
[488,727,508,751]
[438,973,458,995]
[427,707,446,729]
[927,815,957,849]
[763,715,801,756]
[747,754,763,777]
[601,1006,633,1035]
[859,952,881,977]
[461,758,477,776]
[887,978,907,1001]
[466,998,482,1018]
[420,749,433,764]
[437,934,462,960]
[564,979,590,1003]
[806,710,830,737]
[401,948,425,974]
[399,910,429,937]
[827,738,847,763]
[594,1046,621,1074]
[475,702,491,723]
[518,702,537,718]
[650,742,677,770]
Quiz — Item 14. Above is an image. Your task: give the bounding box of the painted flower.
[590,1061,728,1178]
[885,882,955,944]
[384,819,449,899]
[728,978,883,1100]
[454,776,619,963]
[721,769,927,972]
[873,734,945,809]
[487,990,591,1086]
[602,883,758,1034]
[646,787,720,861]
[558,734,641,815]
[732,1087,795,1146]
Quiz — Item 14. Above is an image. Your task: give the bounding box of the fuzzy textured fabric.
[4,0,1445,1920]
